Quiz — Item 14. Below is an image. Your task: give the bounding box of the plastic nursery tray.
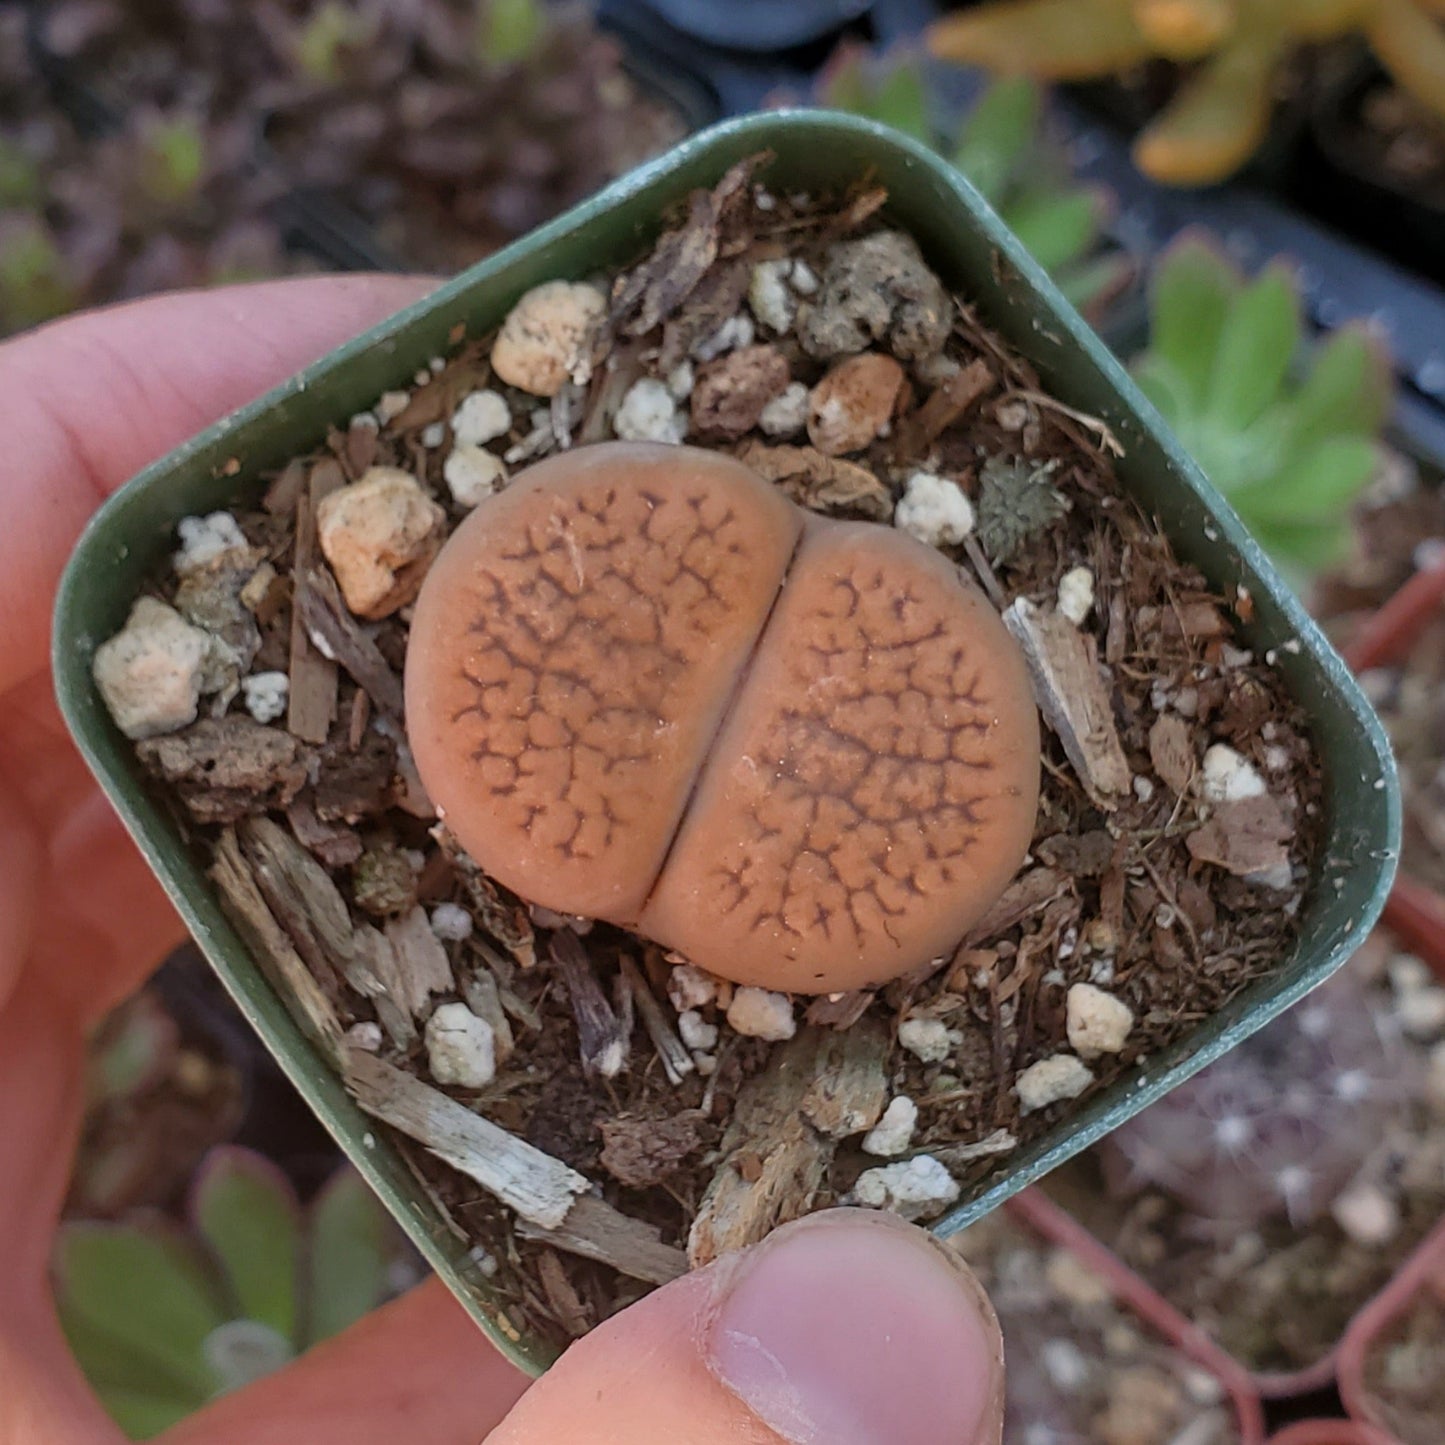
[1269,1422,1401,1445]
[53,112,1398,1372]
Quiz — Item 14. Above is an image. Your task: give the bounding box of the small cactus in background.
[1130,231,1394,585]
[928,0,1445,186]
[54,1148,407,1440]
[1103,969,1416,1227]
[818,49,1135,317]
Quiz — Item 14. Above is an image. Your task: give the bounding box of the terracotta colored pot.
[1269,1422,1400,1445]
[1338,1213,1445,1441]
[1002,1188,1267,1443]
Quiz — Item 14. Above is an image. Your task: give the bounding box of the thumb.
[486,1208,1004,1445]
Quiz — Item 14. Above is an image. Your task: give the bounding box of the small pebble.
[1040,1338,1090,1391]
[1066,983,1134,1058]
[376,390,411,424]
[316,466,447,620]
[789,258,819,295]
[726,986,796,1041]
[1331,1180,1400,1246]
[807,352,905,456]
[346,1021,384,1052]
[421,422,447,449]
[241,670,289,725]
[748,260,796,333]
[614,378,687,444]
[1133,776,1156,803]
[443,445,508,508]
[758,381,810,438]
[678,1009,719,1052]
[862,1096,918,1156]
[667,963,719,1012]
[174,512,249,575]
[429,902,473,941]
[491,280,607,397]
[666,360,695,400]
[693,1051,717,1076]
[92,597,210,740]
[853,1155,960,1220]
[1016,1054,1094,1113]
[424,1003,497,1089]
[1199,744,1267,803]
[692,314,755,362]
[894,471,974,547]
[1045,1249,1112,1307]
[1057,565,1096,625]
[898,1017,961,1064]
[1397,985,1445,1040]
[450,390,511,447]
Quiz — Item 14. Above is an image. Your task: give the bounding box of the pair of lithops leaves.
[407,441,1040,994]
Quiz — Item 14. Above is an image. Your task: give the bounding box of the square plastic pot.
[53,111,1399,1374]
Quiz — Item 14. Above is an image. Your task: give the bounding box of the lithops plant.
[405,440,1042,994]
[929,0,1445,185]
[54,1149,405,1440]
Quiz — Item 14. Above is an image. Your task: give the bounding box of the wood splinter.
[551,931,628,1079]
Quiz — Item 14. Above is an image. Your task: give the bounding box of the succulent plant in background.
[1130,231,1393,585]
[1103,968,1416,1228]
[928,0,1445,185]
[819,48,1134,316]
[55,1148,407,1440]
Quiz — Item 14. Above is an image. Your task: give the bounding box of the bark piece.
[296,566,405,719]
[536,1250,592,1339]
[799,1017,890,1139]
[1149,713,1196,796]
[1186,795,1294,882]
[515,1195,687,1286]
[287,462,343,743]
[619,955,693,1085]
[1003,598,1132,808]
[600,1112,704,1188]
[551,931,627,1080]
[891,358,994,459]
[968,866,1069,941]
[136,716,309,824]
[734,439,892,519]
[345,1051,589,1229]
[691,344,790,438]
[382,906,456,1018]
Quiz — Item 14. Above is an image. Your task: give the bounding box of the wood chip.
[1148,713,1196,796]
[799,1017,890,1139]
[689,1025,886,1266]
[1003,598,1132,808]
[551,931,627,1080]
[295,566,405,719]
[804,989,875,1031]
[734,439,892,519]
[928,1128,1018,1169]
[891,358,994,459]
[599,1111,704,1188]
[381,906,455,1019]
[435,826,537,968]
[287,462,343,743]
[619,955,693,1085]
[345,1050,589,1229]
[210,828,342,1062]
[286,797,363,868]
[1186,795,1293,881]
[969,866,1070,941]
[136,717,310,824]
[515,1194,687,1286]
[459,962,516,1065]
[536,1250,591,1338]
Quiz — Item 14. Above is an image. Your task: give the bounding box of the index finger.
[0,274,432,698]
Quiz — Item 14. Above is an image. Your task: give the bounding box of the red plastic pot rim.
[1338,1210,1445,1431]
[1342,553,1445,675]
[1004,1188,1267,1444]
[1269,1422,1400,1445]
[1382,876,1445,976]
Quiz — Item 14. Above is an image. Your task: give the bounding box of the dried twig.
[287,463,342,743]
[550,931,627,1080]
[516,1195,687,1286]
[619,955,693,1085]
[296,566,405,719]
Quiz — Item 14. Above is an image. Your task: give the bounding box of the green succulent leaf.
[1232,435,1378,525]
[951,75,1041,202]
[864,59,932,141]
[87,992,178,1107]
[1281,323,1393,449]
[1054,250,1135,315]
[1251,516,1354,582]
[193,1148,301,1346]
[1130,353,1191,425]
[1003,185,1103,273]
[89,1385,199,1441]
[305,1170,397,1347]
[54,1223,224,1401]
[1147,235,1239,411]
[1205,260,1301,432]
[478,0,547,70]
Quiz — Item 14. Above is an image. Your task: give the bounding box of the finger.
[0,274,433,696]
[156,1279,527,1445]
[487,1209,1005,1445]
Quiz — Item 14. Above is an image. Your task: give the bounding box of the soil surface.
[101,155,1326,1352]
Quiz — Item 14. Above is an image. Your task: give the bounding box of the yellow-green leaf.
[305,1170,397,1347]
[929,0,1150,78]
[1205,261,1301,432]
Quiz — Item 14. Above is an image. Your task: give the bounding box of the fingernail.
[705,1209,1004,1445]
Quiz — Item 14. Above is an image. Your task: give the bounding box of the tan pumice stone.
[405,441,1039,994]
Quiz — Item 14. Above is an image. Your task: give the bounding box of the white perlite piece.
[678,1009,719,1052]
[316,466,446,620]
[748,259,796,333]
[429,902,473,942]
[1332,1180,1400,1246]
[346,1021,384,1052]
[1397,986,1445,1041]
[898,1017,960,1065]
[424,1003,497,1089]
[665,360,695,400]
[614,378,687,444]
[450,389,511,447]
[726,987,796,1041]
[758,381,810,438]
[1066,983,1134,1058]
[1057,565,1096,626]
[1016,1054,1094,1113]
[376,390,411,424]
[667,963,719,1012]
[420,421,447,449]
[491,280,607,397]
[853,1155,960,1220]
[893,472,974,547]
[92,597,210,740]
[241,671,289,725]
[1199,744,1267,803]
[173,511,249,575]
[862,1096,918,1156]
[443,445,508,507]
[692,313,755,362]
[790,258,819,295]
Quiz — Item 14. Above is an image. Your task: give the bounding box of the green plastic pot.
[53,111,1399,1375]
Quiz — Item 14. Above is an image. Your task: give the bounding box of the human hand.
[0,280,1003,1445]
